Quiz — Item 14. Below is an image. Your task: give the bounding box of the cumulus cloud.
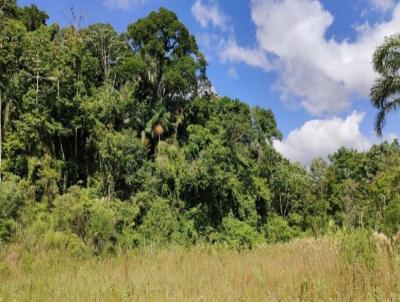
[191,0,400,118]
[103,0,148,10]
[218,0,400,115]
[191,0,230,31]
[191,0,267,71]
[371,0,396,13]
[273,111,397,166]
[252,0,400,114]
[219,39,271,71]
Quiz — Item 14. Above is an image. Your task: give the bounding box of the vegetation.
[0,0,400,262]
[371,33,400,136]
[1,235,400,301]
[0,1,399,250]
[2,1,400,300]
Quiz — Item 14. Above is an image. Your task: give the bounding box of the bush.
[263,215,298,244]
[340,229,377,271]
[43,231,89,258]
[140,197,181,245]
[218,215,261,249]
[88,203,117,255]
[0,220,17,243]
[118,229,142,251]
[51,186,95,238]
[0,178,25,242]
[50,186,118,255]
[382,197,400,236]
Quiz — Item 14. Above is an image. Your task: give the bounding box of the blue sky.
[18,0,400,165]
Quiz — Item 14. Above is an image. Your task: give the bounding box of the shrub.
[50,186,118,255]
[0,220,17,243]
[340,229,377,271]
[0,178,25,242]
[218,215,261,249]
[88,203,117,255]
[43,231,89,258]
[140,197,181,245]
[263,215,298,244]
[382,197,400,236]
[118,229,142,251]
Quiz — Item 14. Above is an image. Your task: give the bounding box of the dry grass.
[0,237,400,302]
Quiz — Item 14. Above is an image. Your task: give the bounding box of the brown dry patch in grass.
[0,237,399,301]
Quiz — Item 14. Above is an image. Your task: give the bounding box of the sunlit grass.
[1,237,399,301]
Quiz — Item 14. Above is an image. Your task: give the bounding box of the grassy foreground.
[1,237,400,302]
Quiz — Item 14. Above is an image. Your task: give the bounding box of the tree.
[370,34,400,136]
[270,161,312,220]
[83,24,126,83]
[96,129,147,199]
[127,8,207,107]
[18,4,48,31]
[6,1,397,249]
[0,0,18,18]
[251,106,282,145]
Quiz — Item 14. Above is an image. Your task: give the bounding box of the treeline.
[0,1,399,254]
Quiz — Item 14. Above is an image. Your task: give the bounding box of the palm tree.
[371,34,400,137]
[139,106,171,146]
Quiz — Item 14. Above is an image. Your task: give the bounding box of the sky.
[18,0,400,165]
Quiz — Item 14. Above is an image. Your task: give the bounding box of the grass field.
[1,237,399,302]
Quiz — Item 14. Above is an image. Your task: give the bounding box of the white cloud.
[103,0,147,10]
[219,0,400,115]
[191,2,270,71]
[371,0,396,13]
[273,111,398,166]
[228,67,239,80]
[251,0,400,115]
[219,39,271,71]
[191,0,230,31]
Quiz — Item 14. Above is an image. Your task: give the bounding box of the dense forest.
[0,1,400,255]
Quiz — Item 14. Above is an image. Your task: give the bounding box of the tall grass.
[1,236,399,301]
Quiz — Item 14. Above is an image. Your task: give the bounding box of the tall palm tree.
[139,106,171,146]
[371,34,400,137]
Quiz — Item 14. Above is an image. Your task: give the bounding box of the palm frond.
[371,33,400,136]
[373,34,400,76]
[375,98,400,137]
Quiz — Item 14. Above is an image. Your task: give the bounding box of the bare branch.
[67,6,85,31]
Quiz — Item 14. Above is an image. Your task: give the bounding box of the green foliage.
[251,106,282,144]
[96,128,147,199]
[217,215,261,249]
[43,231,89,257]
[263,215,298,244]
[0,0,18,18]
[371,34,400,136]
[340,230,377,271]
[18,4,48,31]
[89,203,117,254]
[127,8,207,105]
[83,23,127,82]
[0,177,25,242]
[382,196,400,235]
[1,2,400,254]
[49,187,119,254]
[140,197,182,245]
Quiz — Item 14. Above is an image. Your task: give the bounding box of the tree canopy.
[371,34,400,136]
[0,3,399,253]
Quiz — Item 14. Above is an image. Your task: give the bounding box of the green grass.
[1,237,400,301]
